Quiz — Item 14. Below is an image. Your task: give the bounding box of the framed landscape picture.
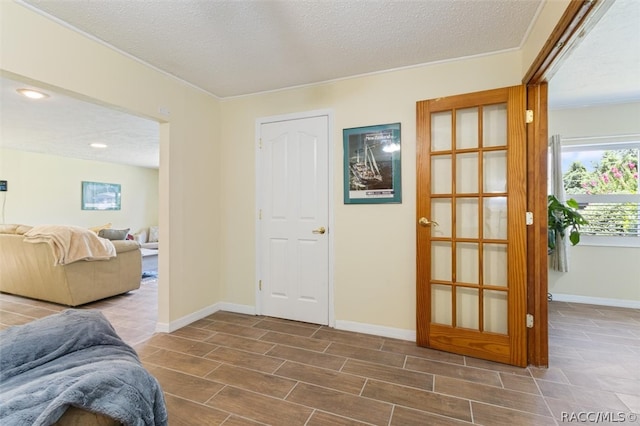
[81,181,121,210]
[343,122,402,204]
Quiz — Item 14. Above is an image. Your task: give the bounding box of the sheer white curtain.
[549,134,569,272]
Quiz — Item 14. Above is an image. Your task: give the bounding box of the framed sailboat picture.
[343,122,402,204]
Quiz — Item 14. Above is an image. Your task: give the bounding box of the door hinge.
[525,110,534,124]
[526,314,534,328]
[259,280,262,291]
[258,209,262,220]
[259,138,263,149]
[526,211,533,225]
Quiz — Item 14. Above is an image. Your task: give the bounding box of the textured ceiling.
[1,76,159,169]
[3,0,638,169]
[20,0,542,98]
[548,0,640,109]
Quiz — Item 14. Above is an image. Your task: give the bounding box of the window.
[560,140,639,246]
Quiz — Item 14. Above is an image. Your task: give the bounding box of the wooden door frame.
[524,0,600,367]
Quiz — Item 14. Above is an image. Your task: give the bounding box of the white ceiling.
[19,0,543,98]
[2,0,638,169]
[548,0,640,109]
[1,76,160,169]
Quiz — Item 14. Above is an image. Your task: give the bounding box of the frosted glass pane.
[432,155,452,194]
[483,197,507,239]
[483,104,507,147]
[484,290,508,334]
[456,243,478,284]
[456,198,478,238]
[431,111,452,151]
[456,287,479,330]
[431,284,452,325]
[483,244,507,287]
[483,151,507,193]
[456,107,478,149]
[431,199,452,238]
[431,242,452,281]
[456,153,478,193]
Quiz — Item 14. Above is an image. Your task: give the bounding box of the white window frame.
[560,137,640,248]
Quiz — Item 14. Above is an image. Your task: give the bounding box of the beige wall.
[220,52,523,331]
[0,1,223,324]
[1,0,571,331]
[0,148,158,232]
[550,102,640,138]
[548,102,640,304]
[218,0,571,332]
[549,248,640,303]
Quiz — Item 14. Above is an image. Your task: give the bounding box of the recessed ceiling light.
[16,88,50,100]
[90,143,108,149]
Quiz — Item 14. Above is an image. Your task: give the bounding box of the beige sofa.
[0,225,141,306]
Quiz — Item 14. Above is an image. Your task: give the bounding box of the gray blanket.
[0,310,168,426]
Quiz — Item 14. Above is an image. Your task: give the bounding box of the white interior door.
[259,114,329,324]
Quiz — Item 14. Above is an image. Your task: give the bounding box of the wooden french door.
[416,86,528,367]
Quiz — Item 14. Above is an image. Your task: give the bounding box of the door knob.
[418,217,439,227]
[312,227,326,234]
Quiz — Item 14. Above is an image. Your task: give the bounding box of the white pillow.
[148,226,159,243]
[135,229,148,244]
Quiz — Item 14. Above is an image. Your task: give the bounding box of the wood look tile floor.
[1,281,639,425]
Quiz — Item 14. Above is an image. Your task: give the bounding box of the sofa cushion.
[0,224,34,235]
[0,224,20,234]
[98,228,130,241]
[111,240,141,254]
[16,225,33,235]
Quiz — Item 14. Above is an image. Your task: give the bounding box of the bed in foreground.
[0,310,167,426]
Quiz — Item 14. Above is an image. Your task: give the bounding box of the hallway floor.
[1,282,638,425]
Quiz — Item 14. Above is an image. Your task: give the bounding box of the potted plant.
[547,194,588,252]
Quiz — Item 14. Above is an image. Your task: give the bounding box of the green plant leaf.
[569,230,580,246]
[547,194,588,249]
[566,198,580,209]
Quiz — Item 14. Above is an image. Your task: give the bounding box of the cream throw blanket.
[23,225,116,265]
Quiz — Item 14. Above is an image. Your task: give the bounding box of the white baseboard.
[155,302,256,333]
[148,294,640,336]
[550,293,640,309]
[335,320,416,342]
[217,302,256,316]
[155,301,418,342]
[155,303,221,333]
